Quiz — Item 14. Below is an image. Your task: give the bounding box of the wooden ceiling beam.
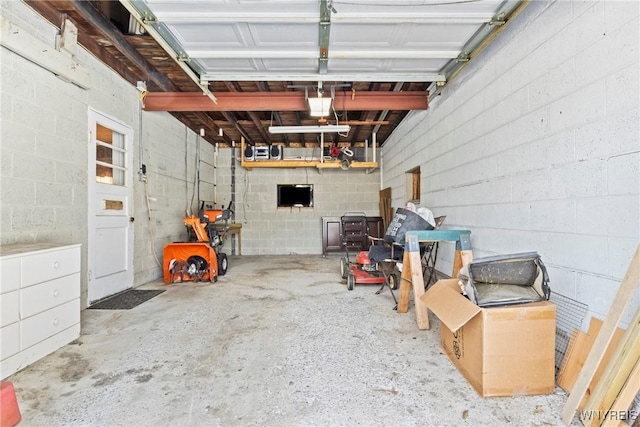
[257,81,288,145]
[45,1,253,145]
[225,82,271,144]
[68,0,176,91]
[23,2,143,88]
[143,91,428,112]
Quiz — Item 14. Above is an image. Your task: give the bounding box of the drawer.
[0,290,19,325]
[0,322,20,360]
[21,246,80,287]
[20,299,80,350]
[20,273,80,319]
[0,258,20,293]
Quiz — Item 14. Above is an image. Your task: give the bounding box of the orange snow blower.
[163,201,233,284]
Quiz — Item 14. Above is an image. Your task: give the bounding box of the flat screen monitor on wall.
[277,184,313,208]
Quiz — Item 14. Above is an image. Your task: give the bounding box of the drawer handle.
[52,318,59,326]
[53,289,59,298]
[53,261,60,269]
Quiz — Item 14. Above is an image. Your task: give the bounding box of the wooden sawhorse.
[397,229,472,330]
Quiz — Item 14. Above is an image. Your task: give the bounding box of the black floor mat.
[88,289,165,310]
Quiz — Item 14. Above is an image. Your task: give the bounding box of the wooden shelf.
[316,161,378,169]
[241,159,378,170]
[239,138,378,170]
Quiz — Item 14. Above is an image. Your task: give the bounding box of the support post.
[406,234,430,330]
[398,249,412,314]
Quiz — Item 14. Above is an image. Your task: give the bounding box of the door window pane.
[96,124,126,185]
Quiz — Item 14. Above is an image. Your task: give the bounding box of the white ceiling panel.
[328,57,449,73]
[261,58,324,72]
[167,23,248,45]
[402,23,488,45]
[331,24,400,47]
[145,0,320,18]
[124,0,526,83]
[195,58,271,71]
[247,25,319,48]
[331,23,480,47]
[197,58,320,72]
[329,58,395,73]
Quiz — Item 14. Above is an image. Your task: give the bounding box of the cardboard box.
[421,279,556,397]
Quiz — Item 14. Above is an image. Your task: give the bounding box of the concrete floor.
[7,255,576,426]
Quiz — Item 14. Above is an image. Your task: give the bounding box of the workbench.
[225,223,242,255]
[397,229,472,330]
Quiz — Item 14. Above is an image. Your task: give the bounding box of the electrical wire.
[196,137,201,204]
[333,88,350,138]
[305,159,309,184]
[185,126,190,215]
[190,132,197,212]
[188,128,201,215]
[138,88,147,175]
[213,143,218,205]
[144,177,162,267]
[334,108,349,138]
[137,98,161,268]
[242,167,249,224]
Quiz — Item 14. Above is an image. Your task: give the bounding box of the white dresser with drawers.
[0,243,81,379]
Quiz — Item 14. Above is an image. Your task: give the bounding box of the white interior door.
[87,108,134,304]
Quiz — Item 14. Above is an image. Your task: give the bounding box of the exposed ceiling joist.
[225,81,271,144]
[69,0,174,90]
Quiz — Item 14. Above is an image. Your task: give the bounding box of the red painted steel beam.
[143,91,428,112]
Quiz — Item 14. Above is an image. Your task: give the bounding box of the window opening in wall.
[277,184,313,208]
[406,166,421,203]
[96,123,126,185]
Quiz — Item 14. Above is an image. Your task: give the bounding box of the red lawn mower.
[339,209,439,303]
[338,213,400,300]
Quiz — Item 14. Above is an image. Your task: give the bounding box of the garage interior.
[0,0,639,426]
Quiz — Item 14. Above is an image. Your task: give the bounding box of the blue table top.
[403,229,472,251]
[405,229,471,242]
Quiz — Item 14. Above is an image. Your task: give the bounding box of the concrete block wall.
[1,1,91,248]
[1,2,215,303]
[216,147,381,255]
[381,0,639,327]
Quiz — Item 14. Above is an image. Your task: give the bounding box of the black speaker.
[244,145,255,161]
[270,145,283,160]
